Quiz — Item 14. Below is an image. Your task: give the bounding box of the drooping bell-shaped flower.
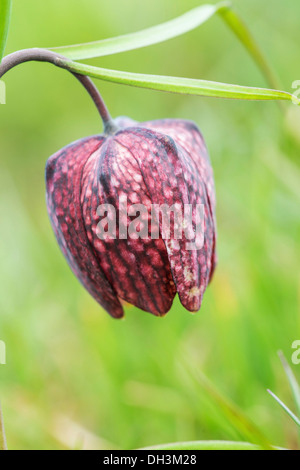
[46,117,216,318]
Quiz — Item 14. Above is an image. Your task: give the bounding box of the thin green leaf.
[56,58,300,105]
[278,351,300,418]
[0,0,12,62]
[50,3,228,60]
[267,389,300,428]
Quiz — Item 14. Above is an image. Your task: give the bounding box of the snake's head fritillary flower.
[45,117,217,318]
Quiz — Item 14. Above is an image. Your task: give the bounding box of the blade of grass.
[0,0,12,62]
[267,389,300,428]
[217,6,280,91]
[49,2,229,60]
[181,359,273,449]
[278,351,300,418]
[55,58,300,106]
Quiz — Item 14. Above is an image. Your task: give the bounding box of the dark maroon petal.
[116,124,216,312]
[81,137,176,316]
[117,117,217,284]
[142,119,215,207]
[143,119,217,283]
[45,136,124,318]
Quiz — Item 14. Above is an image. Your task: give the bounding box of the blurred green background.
[0,0,299,450]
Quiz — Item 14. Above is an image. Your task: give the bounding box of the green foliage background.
[0,0,299,449]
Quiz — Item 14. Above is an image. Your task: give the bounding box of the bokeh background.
[0,0,299,450]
